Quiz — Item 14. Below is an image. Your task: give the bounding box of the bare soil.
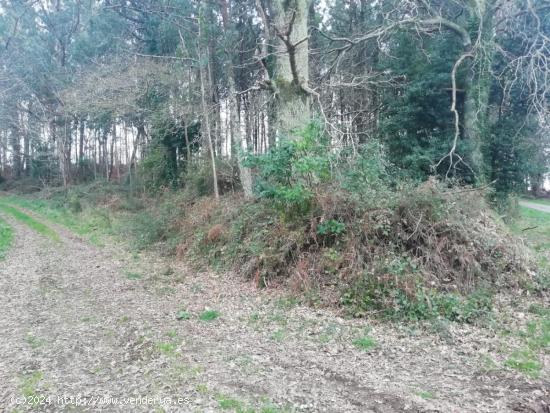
[0,209,548,412]
[519,201,550,214]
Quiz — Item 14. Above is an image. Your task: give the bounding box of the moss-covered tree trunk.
[272,0,312,139]
[462,0,494,179]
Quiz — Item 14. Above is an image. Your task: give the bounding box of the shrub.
[317,219,346,246]
[67,194,82,213]
[138,145,177,192]
[337,140,393,206]
[74,158,96,183]
[342,265,493,322]
[30,145,60,185]
[245,122,331,220]
[120,197,181,251]
[182,159,238,200]
[206,224,225,243]
[317,219,346,237]
[190,131,531,321]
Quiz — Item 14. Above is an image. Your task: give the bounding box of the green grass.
[270,329,286,342]
[504,350,542,378]
[510,205,550,291]
[528,303,550,317]
[505,316,549,378]
[260,407,291,413]
[523,319,550,353]
[0,195,111,244]
[511,206,550,249]
[521,197,550,207]
[156,342,177,356]
[248,313,261,323]
[26,333,45,349]
[0,201,59,241]
[155,322,183,357]
[0,217,13,259]
[416,390,436,400]
[2,190,184,251]
[165,330,178,339]
[125,271,142,280]
[352,335,377,351]
[199,310,220,321]
[20,371,43,400]
[1,196,75,224]
[218,396,248,411]
[275,296,300,310]
[216,394,290,413]
[503,206,549,379]
[176,310,191,320]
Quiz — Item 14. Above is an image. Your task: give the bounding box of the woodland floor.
[0,202,548,413]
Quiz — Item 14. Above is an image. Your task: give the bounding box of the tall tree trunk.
[23,103,31,176]
[228,76,253,198]
[0,131,5,176]
[197,6,219,200]
[129,123,144,189]
[51,117,67,187]
[199,63,219,199]
[462,0,494,179]
[102,127,109,179]
[79,118,85,165]
[463,72,488,176]
[108,123,116,181]
[9,109,21,179]
[271,0,312,139]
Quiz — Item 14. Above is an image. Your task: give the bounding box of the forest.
[0,0,548,195]
[0,0,549,412]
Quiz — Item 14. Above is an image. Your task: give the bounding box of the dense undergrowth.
[1,125,543,324]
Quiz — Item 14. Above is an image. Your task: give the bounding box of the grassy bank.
[510,203,550,291]
[1,186,117,245]
[0,217,13,259]
[0,201,60,242]
[1,180,541,325]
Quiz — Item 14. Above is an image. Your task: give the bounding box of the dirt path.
[519,201,550,214]
[0,209,548,412]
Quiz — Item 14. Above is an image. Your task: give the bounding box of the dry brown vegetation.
[158,182,534,320]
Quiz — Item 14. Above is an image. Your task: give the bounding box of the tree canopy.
[0,0,548,196]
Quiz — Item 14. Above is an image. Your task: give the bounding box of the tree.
[256,0,314,139]
[0,0,546,199]
[317,0,548,185]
